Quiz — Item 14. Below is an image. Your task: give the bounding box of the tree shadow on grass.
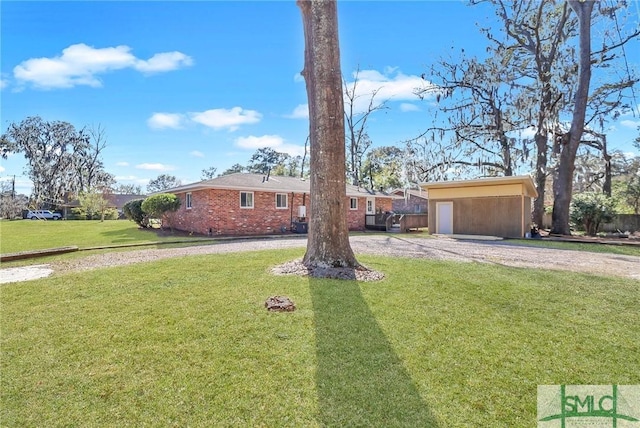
[310,279,439,427]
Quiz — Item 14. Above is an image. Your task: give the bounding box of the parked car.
[26,210,62,220]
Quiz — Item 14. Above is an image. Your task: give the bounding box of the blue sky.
[1,1,639,195]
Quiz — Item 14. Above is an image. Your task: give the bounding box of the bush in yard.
[123,199,148,228]
[67,207,119,220]
[100,208,119,220]
[141,193,181,230]
[67,207,88,220]
[570,192,616,236]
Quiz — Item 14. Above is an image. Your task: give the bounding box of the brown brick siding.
[392,194,428,214]
[168,189,391,236]
[346,197,392,230]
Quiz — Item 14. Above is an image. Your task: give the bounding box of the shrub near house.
[141,194,181,230]
[123,199,148,228]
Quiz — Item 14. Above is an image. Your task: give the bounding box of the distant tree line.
[1,116,114,209]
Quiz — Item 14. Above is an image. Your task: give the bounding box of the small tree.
[569,192,616,236]
[123,199,148,228]
[141,193,181,230]
[78,186,113,221]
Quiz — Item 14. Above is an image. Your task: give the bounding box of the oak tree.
[1,116,113,207]
[550,0,595,235]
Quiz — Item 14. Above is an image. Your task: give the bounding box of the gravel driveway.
[2,234,638,284]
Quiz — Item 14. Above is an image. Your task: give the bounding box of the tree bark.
[532,132,548,227]
[298,0,359,268]
[551,0,594,235]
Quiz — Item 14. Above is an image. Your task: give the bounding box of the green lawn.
[2,250,638,427]
[0,220,210,254]
[504,238,640,257]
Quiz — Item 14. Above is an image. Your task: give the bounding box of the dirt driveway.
[1,235,639,284]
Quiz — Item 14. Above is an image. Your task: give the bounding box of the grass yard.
[505,238,640,257]
[2,249,638,427]
[0,220,210,254]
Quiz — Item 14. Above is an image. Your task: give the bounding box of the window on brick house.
[240,191,254,208]
[276,193,288,209]
[186,192,192,209]
[350,198,358,210]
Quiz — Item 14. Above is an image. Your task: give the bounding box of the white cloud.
[147,113,185,130]
[234,135,304,157]
[189,107,261,131]
[115,174,146,182]
[505,126,537,141]
[344,68,435,114]
[190,150,205,158]
[620,119,640,129]
[235,135,285,150]
[134,51,193,73]
[135,163,176,171]
[0,166,5,173]
[399,103,420,112]
[13,43,192,90]
[285,104,309,119]
[0,79,7,90]
[293,73,305,83]
[116,161,130,167]
[288,68,434,119]
[149,107,262,132]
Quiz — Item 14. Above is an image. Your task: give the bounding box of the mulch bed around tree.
[271,259,384,281]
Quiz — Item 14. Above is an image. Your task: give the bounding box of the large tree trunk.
[298,0,359,268]
[532,79,556,228]
[550,0,594,235]
[532,132,548,228]
[601,135,612,197]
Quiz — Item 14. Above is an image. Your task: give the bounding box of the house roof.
[163,173,398,198]
[420,175,538,198]
[110,194,148,208]
[391,188,429,200]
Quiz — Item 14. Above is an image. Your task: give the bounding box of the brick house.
[391,188,428,214]
[161,173,397,236]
